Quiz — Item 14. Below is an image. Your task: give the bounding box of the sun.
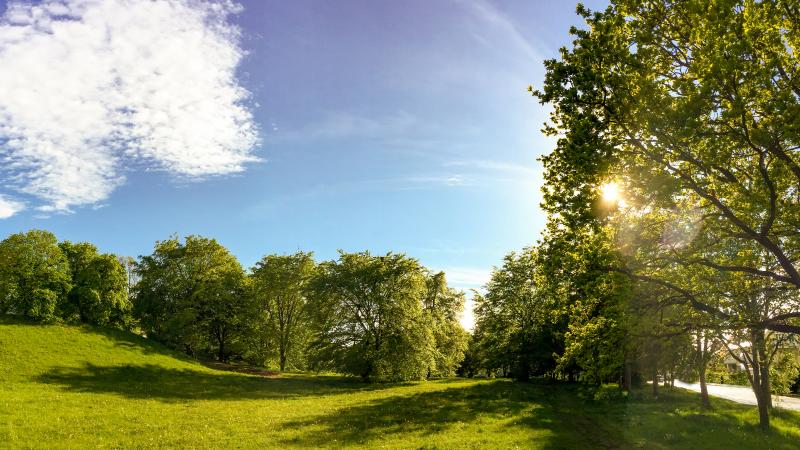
[600,181,621,203]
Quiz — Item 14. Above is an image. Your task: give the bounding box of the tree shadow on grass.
[280,381,800,449]
[280,380,626,449]
[35,363,388,402]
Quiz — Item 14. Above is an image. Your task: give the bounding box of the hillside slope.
[1,316,800,449]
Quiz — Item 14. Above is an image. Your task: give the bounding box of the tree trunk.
[697,333,711,409]
[216,328,226,362]
[748,329,771,431]
[760,363,772,411]
[279,336,287,372]
[699,360,711,409]
[652,368,659,397]
[754,383,770,432]
[623,362,632,392]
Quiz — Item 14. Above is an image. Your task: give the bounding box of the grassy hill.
[1,316,799,449]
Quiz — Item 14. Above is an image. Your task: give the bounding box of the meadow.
[1,316,799,449]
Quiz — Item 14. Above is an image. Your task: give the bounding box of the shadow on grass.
[280,380,626,449]
[279,381,800,449]
[35,363,388,402]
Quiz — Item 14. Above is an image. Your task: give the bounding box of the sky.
[0,0,607,328]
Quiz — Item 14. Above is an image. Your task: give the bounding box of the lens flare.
[600,181,621,203]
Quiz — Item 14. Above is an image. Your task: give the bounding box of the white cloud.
[0,194,24,218]
[0,0,259,212]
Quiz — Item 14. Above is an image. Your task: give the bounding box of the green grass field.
[1,317,799,449]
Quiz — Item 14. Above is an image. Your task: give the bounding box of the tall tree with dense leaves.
[307,251,434,382]
[534,0,800,335]
[0,230,71,322]
[535,0,800,430]
[473,248,563,381]
[59,241,131,327]
[537,228,629,385]
[248,252,315,371]
[133,236,248,362]
[423,271,469,377]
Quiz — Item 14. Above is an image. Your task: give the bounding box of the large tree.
[538,228,630,385]
[534,0,800,430]
[249,252,315,371]
[307,251,434,382]
[534,0,800,335]
[0,230,71,322]
[133,236,249,362]
[473,248,562,381]
[59,241,131,327]
[423,271,470,378]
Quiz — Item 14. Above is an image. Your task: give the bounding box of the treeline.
[466,243,799,396]
[0,230,468,382]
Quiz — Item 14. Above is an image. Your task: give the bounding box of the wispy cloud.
[444,159,539,177]
[0,0,259,212]
[442,266,492,290]
[0,194,24,219]
[273,111,417,143]
[458,0,541,61]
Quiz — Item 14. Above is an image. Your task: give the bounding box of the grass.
[1,317,799,449]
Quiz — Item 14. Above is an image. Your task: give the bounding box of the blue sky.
[0,0,607,324]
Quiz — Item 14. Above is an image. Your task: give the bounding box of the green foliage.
[0,230,71,322]
[133,235,249,362]
[591,384,626,402]
[247,252,315,371]
[472,248,563,381]
[534,0,800,331]
[59,241,131,328]
[307,251,436,382]
[771,349,800,395]
[541,226,629,384]
[457,335,481,378]
[423,271,470,378]
[534,0,800,430]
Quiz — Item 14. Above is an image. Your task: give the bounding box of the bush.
[771,351,800,395]
[592,384,626,402]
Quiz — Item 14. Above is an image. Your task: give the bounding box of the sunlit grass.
[1,317,798,449]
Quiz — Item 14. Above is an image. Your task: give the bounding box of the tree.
[307,251,434,382]
[534,0,800,430]
[248,252,315,371]
[536,222,631,386]
[59,241,131,327]
[423,271,470,378]
[473,248,563,381]
[534,0,800,335]
[133,236,249,362]
[0,230,71,322]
